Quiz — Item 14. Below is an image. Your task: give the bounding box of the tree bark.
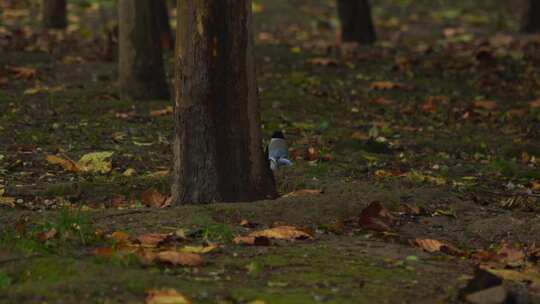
[154,0,174,51]
[521,0,540,33]
[337,0,376,44]
[118,0,169,100]
[42,0,67,29]
[172,0,277,204]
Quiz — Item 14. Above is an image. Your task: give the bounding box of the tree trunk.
[154,0,174,51]
[42,0,67,29]
[172,0,277,204]
[521,0,540,33]
[118,0,169,101]
[337,0,376,44]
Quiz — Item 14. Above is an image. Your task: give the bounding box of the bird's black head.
[271,131,285,139]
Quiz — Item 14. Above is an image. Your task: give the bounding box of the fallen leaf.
[308,57,338,66]
[304,146,319,161]
[497,243,526,267]
[248,226,314,240]
[150,106,173,117]
[78,151,113,174]
[371,97,394,106]
[141,189,169,208]
[370,81,406,90]
[110,231,131,244]
[36,228,57,241]
[282,189,322,198]
[0,196,16,208]
[473,100,498,111]
[146,289,191,304]
[46,155,82,172]
[7,66,37,79]
[358,201,394,232]
[180,244,218,254]
[137,233,170,248]
[483,266,540,285]
[93,247,115,258]
[413,238,464,256]
[156,251,204,267]
[233,236,271,246]
[530,99,540,109]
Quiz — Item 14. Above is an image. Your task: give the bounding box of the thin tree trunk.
[337,0,376,44]
[42,0,67,29]
[154,0,174,51]
[521,0,540,33]
[172,0,277,204]
[118,0,169,100]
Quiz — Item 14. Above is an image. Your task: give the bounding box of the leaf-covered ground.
[1,0,540,303]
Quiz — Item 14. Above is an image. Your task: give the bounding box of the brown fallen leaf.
[370,81,406,90]
[7,66,38,79]
[141,189,169,208]
[530,99,540,109]
[110,231,131,244]
[233,235,271,246]
[93,247,115,258]
[248,226,314,240]
[358,201,394,232]
[46,155,82,172]
[36,228,57,241]
[156,251,204,267]
[473,100,498,111]
[150,106,173,117]
[372,97,395,106]
[304,146,319,161]
[282,189,322,198]
[137,233,171,248]
[497,242,526,267]
[146,289,191,304]
[413,238,464,256]
[308,57,338,66]
[0,77,8,86]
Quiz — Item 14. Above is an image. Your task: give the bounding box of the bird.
[267,131,293,171]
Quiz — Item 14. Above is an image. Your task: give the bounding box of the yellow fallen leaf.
[179,244,218,254]
[0,196,16,208]
[248,226,314,240]
[484,267,540,285]
[146,289,191,304]
[78,151,113,174]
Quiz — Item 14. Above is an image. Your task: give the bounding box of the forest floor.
[1,0,540,303]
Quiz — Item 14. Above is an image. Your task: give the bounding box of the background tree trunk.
[154,0,174,51]
[337,0,376,44]
[118,0,169,100]
[42,0,67,29]
[521,0,540,33]
[172,0,277,204]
